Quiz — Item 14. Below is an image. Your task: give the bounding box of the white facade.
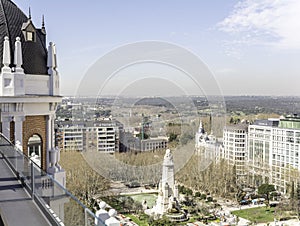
[97,126,116,153]
[146,149,179,216]
[141,136,168,151]
[0,34,64,186]
[248,123,273,187]
[59,126,84,151]
[195,120,221,166]
[223,125,248,184]
[57,120,122,153]
[248,117,300,193]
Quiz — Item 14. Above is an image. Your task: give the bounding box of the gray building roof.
[252,119,279,127]
[0,0,48,74]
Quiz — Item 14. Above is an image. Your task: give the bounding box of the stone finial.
[14,37,23,72]
[105,208,120,226]
[49,148,58,170]
[2,36,11,72]
[47,42,57,70]
[108,209,117,218]
[95,201,110,226]
[99,201,107,210]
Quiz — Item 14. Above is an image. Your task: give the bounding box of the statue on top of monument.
[163,149,173,166]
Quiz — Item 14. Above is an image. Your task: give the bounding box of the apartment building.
[57,124,85,151]
[56,119,123,153]
[222,124,248,185]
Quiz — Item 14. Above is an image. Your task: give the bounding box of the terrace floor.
[0,155,51,226]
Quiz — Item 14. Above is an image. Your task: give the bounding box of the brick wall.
[22,115,47,171]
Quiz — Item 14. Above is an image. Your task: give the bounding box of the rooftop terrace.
[0,133,120,226]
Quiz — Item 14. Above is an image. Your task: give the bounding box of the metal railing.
[0,133,106,226]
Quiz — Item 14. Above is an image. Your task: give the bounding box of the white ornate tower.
[0,0,65,187]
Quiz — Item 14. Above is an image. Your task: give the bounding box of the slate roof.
[0,0,48,74]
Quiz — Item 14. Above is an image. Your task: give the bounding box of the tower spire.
[28,7,31,19]
[42,14,45,28]
[198,120,205,134]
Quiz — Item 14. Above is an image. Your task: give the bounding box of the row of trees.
[176,156,238,199]
[60,150,111,209]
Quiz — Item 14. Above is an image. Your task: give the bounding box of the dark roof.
[0,0,48,74]
[253,119,279,127]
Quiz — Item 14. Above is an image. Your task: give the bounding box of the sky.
[14,0,300,96]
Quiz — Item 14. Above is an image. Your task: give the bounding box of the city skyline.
[15,0,300,96]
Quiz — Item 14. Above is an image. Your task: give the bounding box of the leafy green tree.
[258,184,275,206]
[297,182,300,218]
[149,216,172,226]
[194,191,201,197]
[168,133,178,142]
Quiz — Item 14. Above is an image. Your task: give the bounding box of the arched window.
[28,134,42,167]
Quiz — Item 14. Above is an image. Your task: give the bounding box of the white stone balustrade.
[95,201,120,226]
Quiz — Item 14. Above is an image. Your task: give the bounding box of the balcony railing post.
[31,162,35,199]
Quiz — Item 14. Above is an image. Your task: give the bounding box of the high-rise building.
[222,124,248,185]
[248,119,275,187]
[249,116,300,193]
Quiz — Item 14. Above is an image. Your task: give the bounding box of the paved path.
[0,155,51,226]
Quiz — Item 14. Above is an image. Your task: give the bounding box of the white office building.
[248,115,300,193]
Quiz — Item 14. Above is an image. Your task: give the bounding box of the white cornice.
[0,95,62,103]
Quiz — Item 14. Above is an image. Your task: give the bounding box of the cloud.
[217,0,300,49]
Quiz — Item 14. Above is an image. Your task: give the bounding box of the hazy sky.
[14,0,300,96]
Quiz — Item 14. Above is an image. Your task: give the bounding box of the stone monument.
[145,149,187,222]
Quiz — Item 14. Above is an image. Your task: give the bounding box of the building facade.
[221,115,300,194]
[223,125,248,185]
[248,119,275,188]
[0,0,64,185]
[56,119,123,153]
[248,116,300,193]
[140,136,168,151]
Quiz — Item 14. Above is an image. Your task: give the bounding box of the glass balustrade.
[0,133,105,226]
